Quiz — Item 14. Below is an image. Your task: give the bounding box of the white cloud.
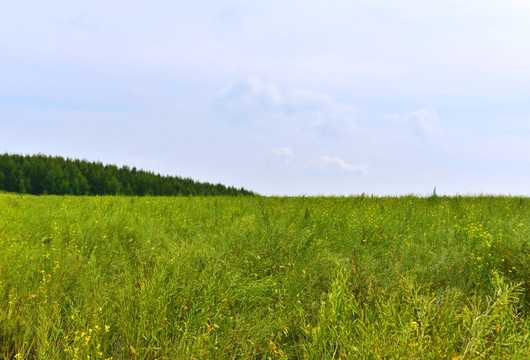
[215,76,357,138]
[387,108,441,138]
[270,146,295,166]
[310,156,368,174]
[216,76,282,115]
[403,108,440,135]
[272,146,294,158]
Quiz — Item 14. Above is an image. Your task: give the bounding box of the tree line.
[0,153,255,196]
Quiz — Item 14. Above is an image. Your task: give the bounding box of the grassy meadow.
[0,193,529,359]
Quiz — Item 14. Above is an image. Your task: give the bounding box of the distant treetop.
[0,153,255,196]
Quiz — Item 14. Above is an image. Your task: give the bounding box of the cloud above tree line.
[215,76,357,139]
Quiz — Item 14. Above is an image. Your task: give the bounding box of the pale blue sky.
[1,1,530,195]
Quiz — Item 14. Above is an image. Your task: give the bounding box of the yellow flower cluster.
[64,323,111,360]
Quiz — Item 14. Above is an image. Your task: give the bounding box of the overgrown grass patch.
[0,194,528,359]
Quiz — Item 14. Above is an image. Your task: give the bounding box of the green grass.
[0,194,529,359]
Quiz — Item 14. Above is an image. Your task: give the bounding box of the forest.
[0,153,254,196]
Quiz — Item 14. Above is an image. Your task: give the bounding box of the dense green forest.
[0,153,254,196]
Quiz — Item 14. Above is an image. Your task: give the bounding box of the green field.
[0,194,529,359]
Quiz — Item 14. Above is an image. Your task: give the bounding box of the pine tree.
[18,177,26,193]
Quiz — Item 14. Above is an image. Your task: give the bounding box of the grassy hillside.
[0,194,529,359]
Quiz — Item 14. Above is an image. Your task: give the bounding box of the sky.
[1,0,530,195]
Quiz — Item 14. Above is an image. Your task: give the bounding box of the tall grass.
[0,194,528,359]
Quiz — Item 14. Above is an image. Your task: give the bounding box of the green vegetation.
[0,194,529,359]
[0,154,254,196]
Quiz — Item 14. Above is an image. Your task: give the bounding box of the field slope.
[0,194,529,359]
